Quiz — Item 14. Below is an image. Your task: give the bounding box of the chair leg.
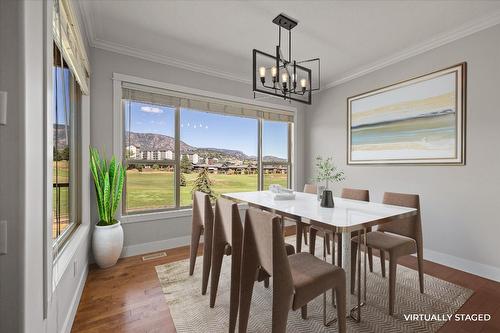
[303,226,308,245]
[417,246,424,294]
[264,277,270,288]
[336,234,342,267]
[380,250,386,278]
[335,284,347,333]
[325,233,331,255]
[238,268,256,333]
[309,227,317,255]
[367,247,374,272]
[201,224,213,295]
[388,255,398,315]
[301,305,307,319]
[229,248,241,333]
[331,238,336,306]
[272,291,292,333]
[209,242,226,307]
[189,225,202,276]
[296,222,303,253]
[350,240,358,294]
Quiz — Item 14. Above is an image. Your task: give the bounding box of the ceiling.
[78,1,500,88]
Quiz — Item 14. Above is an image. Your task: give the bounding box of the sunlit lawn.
[125,170,288,212]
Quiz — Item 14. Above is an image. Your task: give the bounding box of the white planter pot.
[92,221,124,269]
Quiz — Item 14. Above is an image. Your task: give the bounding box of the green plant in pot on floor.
[313,156,345,208]
[90,147,125,268]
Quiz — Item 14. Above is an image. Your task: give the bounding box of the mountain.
[126,131,286,162]
[125,132,193,152]
[54,123,69,148]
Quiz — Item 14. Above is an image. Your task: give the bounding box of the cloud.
[141,106,163,113]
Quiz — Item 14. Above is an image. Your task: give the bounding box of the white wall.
[0,1,92,332]
[90,47,306,255]
[0,1,22,331]
[305,24,500,281]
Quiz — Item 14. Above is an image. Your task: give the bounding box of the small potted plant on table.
[313,156,345,208]
[90,147,125,268]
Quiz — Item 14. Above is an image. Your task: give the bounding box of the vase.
[92,221,124,269]
[320,190,334,208]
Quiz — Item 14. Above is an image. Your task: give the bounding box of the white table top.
[222,191,417,232]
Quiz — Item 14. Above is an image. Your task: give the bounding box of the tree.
[180,155,193,174]
[192,168,216,201]
[180,172,187,187]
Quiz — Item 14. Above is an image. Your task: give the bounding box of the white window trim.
[112,72,298,223]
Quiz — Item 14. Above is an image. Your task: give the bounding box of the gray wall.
[90,47,305,253]
[0,1,92,332]
[305,24,500,279]
[0,1,21,331]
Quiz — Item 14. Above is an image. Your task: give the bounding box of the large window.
[262,120,291,189]
[123,101,176,213]
[121,84,293,215]
[52,43,81,245]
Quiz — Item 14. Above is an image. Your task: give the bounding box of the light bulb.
[259,67,266,78]
[281,72,288,83]
[300,78,307,88]
[271,66,277,77]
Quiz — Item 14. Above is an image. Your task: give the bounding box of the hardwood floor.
[72,232,500,333]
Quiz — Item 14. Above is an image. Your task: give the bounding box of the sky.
[125,101,288,158]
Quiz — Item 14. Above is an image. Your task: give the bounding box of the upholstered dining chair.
[309,188,373,271]
[189,191,214,295]
[238,207,346,333]
[351,192,424,315]
[209,198,295,333]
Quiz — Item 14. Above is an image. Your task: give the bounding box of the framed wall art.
[347,63,466,165]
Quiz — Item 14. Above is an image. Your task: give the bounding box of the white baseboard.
[422,248,500,282]
[121,235,193,258]
[61,264,88,333]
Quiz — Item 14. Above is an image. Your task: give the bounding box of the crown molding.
[324,10,500,89]
[92,37,252,85]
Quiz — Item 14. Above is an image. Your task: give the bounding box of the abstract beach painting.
[348,63,466,165]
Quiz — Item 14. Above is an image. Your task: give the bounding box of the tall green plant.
[89,147,125,226]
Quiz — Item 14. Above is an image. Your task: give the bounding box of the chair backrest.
[192,191,213,228]
[341,188,369,201]
[241,207,294,292]
[378,192,421,242]
[213,197,242,248]
[303,183,317,194]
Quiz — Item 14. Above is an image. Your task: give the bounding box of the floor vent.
[142,252,167,261]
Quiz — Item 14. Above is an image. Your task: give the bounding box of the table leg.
[341,231,351,311]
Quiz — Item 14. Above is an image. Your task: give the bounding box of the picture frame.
[347,63,466,165]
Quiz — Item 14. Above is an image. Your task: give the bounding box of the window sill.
[52,224,90,291]
[120,203,249,224]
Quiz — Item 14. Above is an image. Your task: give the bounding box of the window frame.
[51,42,82,256]
[113,73,297,223]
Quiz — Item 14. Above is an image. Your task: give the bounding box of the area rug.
[155,238,473,332]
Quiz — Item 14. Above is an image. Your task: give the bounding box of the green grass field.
[53,160,288,220]
[125,170,288,212]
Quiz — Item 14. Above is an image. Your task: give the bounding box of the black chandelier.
[253,13,320,105]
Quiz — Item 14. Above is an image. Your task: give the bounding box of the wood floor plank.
[72,232,500,332]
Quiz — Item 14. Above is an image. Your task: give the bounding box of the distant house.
[192,153,199,164]
[165,150,173,160]
[126,145,138,159]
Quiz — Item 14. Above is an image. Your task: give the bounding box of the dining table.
[221,190,417,321]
